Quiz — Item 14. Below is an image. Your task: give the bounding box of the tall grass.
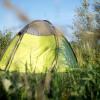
[0,64,100,100]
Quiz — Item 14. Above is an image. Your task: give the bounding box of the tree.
[94,0,100,42]
[74,0,94,38]
[72,0,99,65]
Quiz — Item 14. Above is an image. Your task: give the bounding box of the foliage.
[0,31,12,59]
[0,62,100,100]
[72,0,100,66]
[94,0,100,32]
[74,0,94,36]
[73,0,100,48]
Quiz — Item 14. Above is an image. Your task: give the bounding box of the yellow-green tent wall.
[0,20,77,73]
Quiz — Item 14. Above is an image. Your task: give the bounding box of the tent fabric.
[0,20,77,73]
[18,20,55,36]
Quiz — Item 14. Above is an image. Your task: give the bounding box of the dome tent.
[0,20,77,73]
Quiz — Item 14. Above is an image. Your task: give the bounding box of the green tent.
[0,20,77,73]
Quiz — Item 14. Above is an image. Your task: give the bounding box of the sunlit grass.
[0,63,100,100]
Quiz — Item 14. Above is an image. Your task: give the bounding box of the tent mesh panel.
[18,20,55,36]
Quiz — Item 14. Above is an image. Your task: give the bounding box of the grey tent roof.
[18,20,56,36]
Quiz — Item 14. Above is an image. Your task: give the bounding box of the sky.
[0,0,93,40]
